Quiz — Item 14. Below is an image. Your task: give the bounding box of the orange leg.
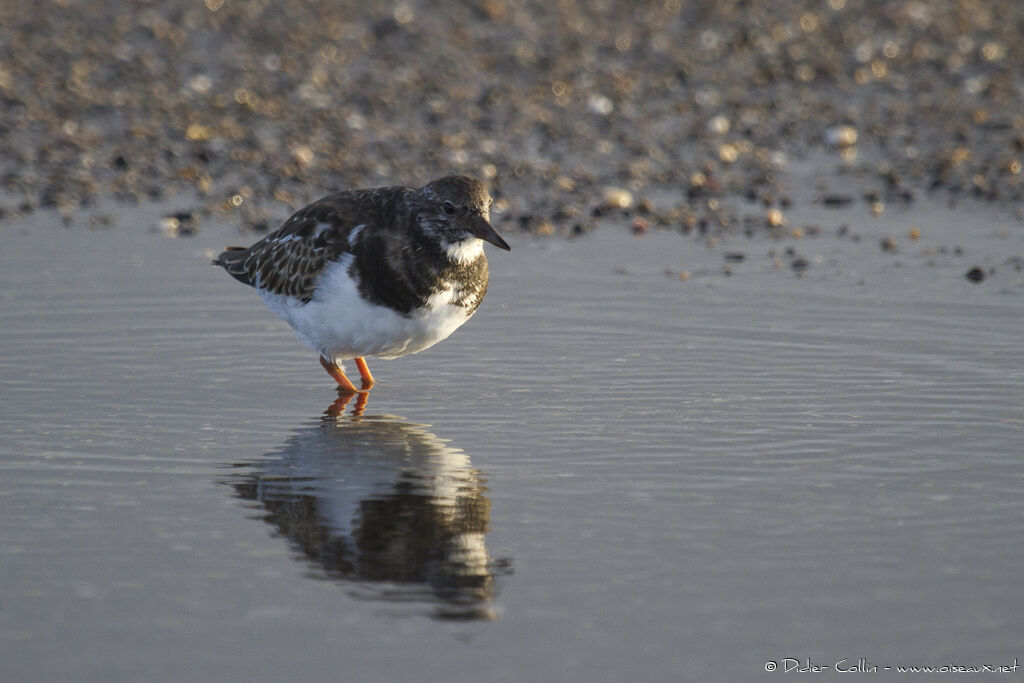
[353,356,375,390]
[319,356,366,395]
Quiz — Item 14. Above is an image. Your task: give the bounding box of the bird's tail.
[212,246,255,286]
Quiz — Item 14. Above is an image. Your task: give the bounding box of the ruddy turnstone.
[214,175,510,394]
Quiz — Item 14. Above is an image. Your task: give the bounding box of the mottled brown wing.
[217,193,365,302]
[215,185,416,301]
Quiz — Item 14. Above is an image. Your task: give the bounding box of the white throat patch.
[446,238,484,264]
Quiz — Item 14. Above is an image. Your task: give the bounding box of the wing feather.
[220,193,370,302]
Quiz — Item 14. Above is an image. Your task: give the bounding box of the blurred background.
[2,0,1022,235]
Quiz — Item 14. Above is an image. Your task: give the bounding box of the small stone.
[185,124,214,142]
[765,208,786,227]
[965,266,985,282]
[825,125,858,148]
[723,252,745,262]
[187,74,213,94]
[707,114,730,135]
[553,205,579,221]
[909,226,921,240]
[880,236,898,252]
[273,188,297,206]
[88,213,114,229]
[160,216,180,236]
[554,176,576,191]
[161,211,198,237]
[602,187,634,210]
[821,194,854,208]
[587,93,614,115]
[291,145,315,166]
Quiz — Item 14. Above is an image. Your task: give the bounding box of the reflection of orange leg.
[319,356,365,395]
[325,393,352,417]
[325,391,368,418]
[353,356,375,390]
[350,391,368,416]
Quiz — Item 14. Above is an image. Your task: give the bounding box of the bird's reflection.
[225,398,506,621]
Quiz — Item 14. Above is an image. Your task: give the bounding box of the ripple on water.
[1,218,1023,679]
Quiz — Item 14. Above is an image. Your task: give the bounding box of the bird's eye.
[442,201,457,215]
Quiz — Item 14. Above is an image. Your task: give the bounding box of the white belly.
[257,255,474,360]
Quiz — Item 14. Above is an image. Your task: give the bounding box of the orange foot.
[319,356,375,394]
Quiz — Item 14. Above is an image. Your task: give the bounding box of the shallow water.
[1,200,1022,681]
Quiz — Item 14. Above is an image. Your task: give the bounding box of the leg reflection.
[325,391,369,418]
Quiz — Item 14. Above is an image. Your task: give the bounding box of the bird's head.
[412,175,511,255]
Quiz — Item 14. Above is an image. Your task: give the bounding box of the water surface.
[1,201,1022,681]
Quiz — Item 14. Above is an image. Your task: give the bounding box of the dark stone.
[821,195,854,208]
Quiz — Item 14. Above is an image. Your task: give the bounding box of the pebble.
[765,209,786,228]
[160,211,198,237]
[602,187,634,210]
[822,195,854,208]
[707,115,730,135]
[825,125,859,148]
[965,266,986,283]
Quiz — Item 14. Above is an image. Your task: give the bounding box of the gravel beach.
[2,0,1022,235]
